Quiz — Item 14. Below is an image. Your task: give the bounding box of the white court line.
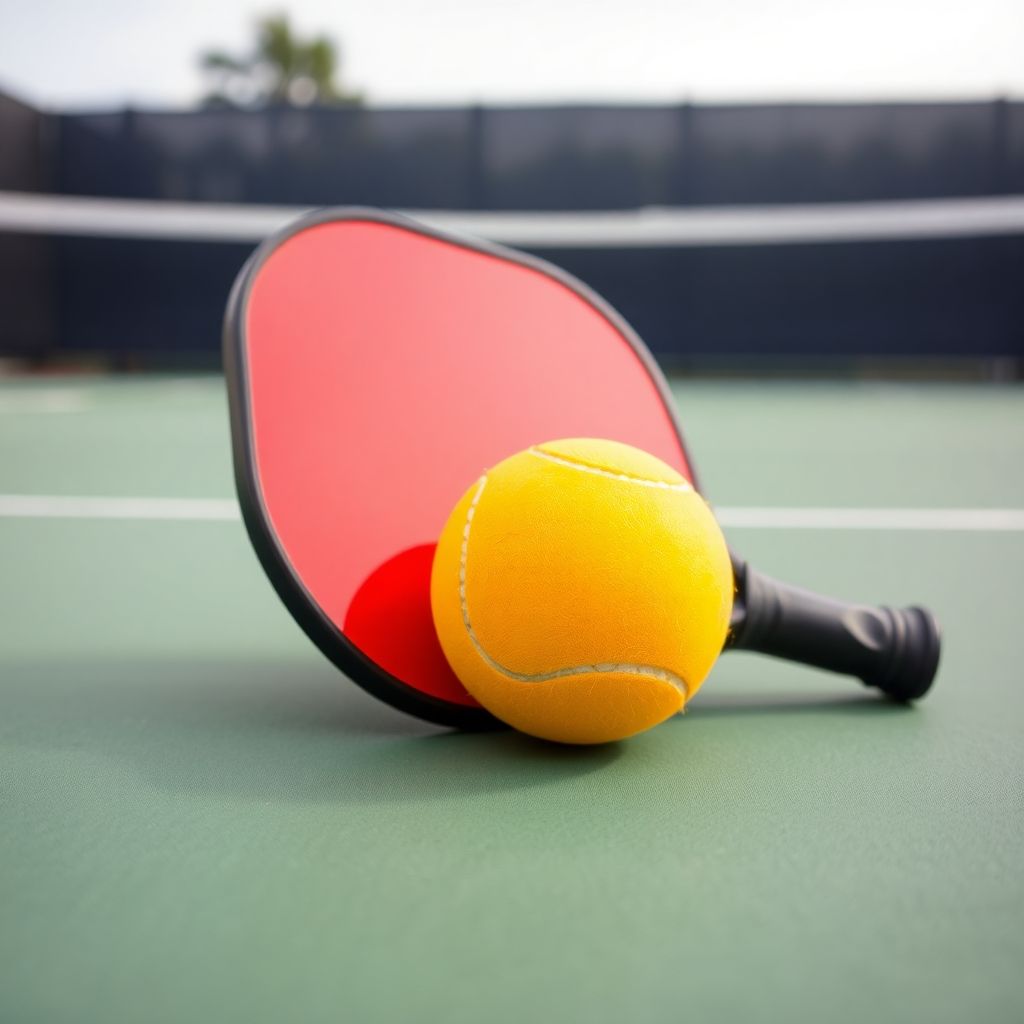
[0,495,240,521]
[0,390,92,414]
[1,495,1023,531]
[715,507,1024,531]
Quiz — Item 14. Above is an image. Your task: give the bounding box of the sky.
[0,0,1021,110]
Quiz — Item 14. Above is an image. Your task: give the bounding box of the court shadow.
[689,690,917,718]
[2,656,621,806]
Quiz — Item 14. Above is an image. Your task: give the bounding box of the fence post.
[468,105,486,210]
[990,97,1010,195]
[676,101,694,206]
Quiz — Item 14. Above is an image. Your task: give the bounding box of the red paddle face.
[225,209,695,727]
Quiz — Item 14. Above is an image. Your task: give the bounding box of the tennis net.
[3,189,1024,247]
[1,189,1022,366]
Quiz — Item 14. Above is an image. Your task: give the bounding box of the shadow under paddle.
[1,655,622,807]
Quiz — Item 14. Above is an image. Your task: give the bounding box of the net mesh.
[0,189,1021,363]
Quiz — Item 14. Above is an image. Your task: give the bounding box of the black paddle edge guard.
[728,558,941,701]
[223,205,698,730]
[225,205,941,731]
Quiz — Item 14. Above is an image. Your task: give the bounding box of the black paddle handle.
[727,558,941,700]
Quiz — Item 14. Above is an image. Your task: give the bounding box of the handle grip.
[727,559,941,701]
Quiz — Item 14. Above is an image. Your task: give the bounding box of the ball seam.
[529,447,692,491]
[457,474,690,697]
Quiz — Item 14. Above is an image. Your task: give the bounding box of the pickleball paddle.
[224,207,940,729]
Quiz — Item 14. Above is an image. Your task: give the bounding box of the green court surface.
[1,376,1022,1024]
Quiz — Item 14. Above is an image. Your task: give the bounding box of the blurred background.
[2,8,1024,1022]
[1,0,1021,374]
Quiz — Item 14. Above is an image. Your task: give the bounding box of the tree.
[200,13,361,108]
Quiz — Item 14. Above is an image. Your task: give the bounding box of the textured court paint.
[0,377,1021,508]
[0,377,1023,1024]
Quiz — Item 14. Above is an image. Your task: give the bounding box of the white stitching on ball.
[457,473,688,696]
[528,447,693,492]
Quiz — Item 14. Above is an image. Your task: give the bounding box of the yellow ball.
[430,438,734,744]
